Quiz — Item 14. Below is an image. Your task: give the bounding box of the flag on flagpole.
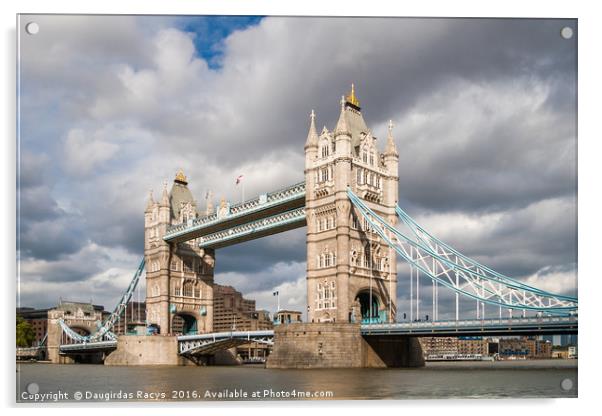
[235,174,244,185]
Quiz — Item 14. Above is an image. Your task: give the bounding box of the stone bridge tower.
[46,301,104,363]
[305,86,399,324]
[144,170,214,335]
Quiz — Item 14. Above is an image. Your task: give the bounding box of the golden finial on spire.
[345,83,360,107]
[175,168,188,185]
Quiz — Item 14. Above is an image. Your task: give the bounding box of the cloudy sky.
[17,15,577,320]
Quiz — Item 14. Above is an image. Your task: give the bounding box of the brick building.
[420,337,459,358]
[17,307,49,346]
[457,336,488,356]
[499,337,552,359]
[213,284,274,360]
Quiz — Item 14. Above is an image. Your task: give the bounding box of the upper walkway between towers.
[163,181,306,246]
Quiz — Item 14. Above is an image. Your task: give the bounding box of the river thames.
[16,359,577,402]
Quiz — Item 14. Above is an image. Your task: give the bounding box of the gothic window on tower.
[183,257,193,273]
[317,283,323,310]
[370,152,375,166]
[170,259,179,271]
[330,281,337,309]
[316,281,337,310]
[351,215,359,230]
[197,261,205,274]
[321,145,329,158]
[194,286,200,298]
[319,167,331,182]
[364,251,371,268]
[174,285,181,296]
[183,281,193,297]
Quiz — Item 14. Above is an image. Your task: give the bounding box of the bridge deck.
[164,182,306,244]
[178,330,275,355]
[55,317,577,355]
[59,340,118,353]
[360,316,578,337]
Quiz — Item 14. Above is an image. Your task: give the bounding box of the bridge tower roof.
[338,84,369,154]
[169,169,197,220]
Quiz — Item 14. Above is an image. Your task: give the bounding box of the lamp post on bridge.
[273,291,280,317]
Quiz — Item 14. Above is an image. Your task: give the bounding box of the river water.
[16,360,577,402]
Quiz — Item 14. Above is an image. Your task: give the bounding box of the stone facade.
[144,171,214,335]
[266,323,424,368]
[304,87,399,324]
[46,301,105,363]
[104,335,183,366]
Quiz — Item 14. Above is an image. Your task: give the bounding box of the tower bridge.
[48,85,577,368]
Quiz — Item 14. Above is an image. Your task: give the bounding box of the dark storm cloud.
[217,228,306,275]
[19,217,86,261]
[18,151,86,260]
[17,15,577,308]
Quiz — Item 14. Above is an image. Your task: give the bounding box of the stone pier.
[103,335,242,366]
[105,335,186,366]
[266,323,424,369]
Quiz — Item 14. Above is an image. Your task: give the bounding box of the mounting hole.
[25,22,39,35]
[26,382,40,394]
[560,378,574,391]
[560,26,573,40]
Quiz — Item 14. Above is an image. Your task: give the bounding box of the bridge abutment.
[105,335,187,366]
[266,323,424,368]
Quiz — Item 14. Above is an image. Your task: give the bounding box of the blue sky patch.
[178,15,263,69]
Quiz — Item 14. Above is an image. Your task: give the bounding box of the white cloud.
[523,265,577,296]
[63,129,119,175]
[18,242,142,309]
[246,277,307,318]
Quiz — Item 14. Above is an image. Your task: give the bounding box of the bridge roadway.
[163,182,306,246]
[57,316,577,356]
[175,316,578,356]
[359,315,578,337]
[17,346,45,359]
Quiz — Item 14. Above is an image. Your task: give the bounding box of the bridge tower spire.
[305,87,398,324]
[145,171,215,336]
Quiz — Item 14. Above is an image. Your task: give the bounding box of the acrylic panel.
[16,14,578,402]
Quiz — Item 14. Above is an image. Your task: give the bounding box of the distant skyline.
[18,16,576,319]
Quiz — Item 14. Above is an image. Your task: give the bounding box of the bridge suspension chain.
[347,189,577,315]
[394,205,577,302]
[58,258,145,343]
